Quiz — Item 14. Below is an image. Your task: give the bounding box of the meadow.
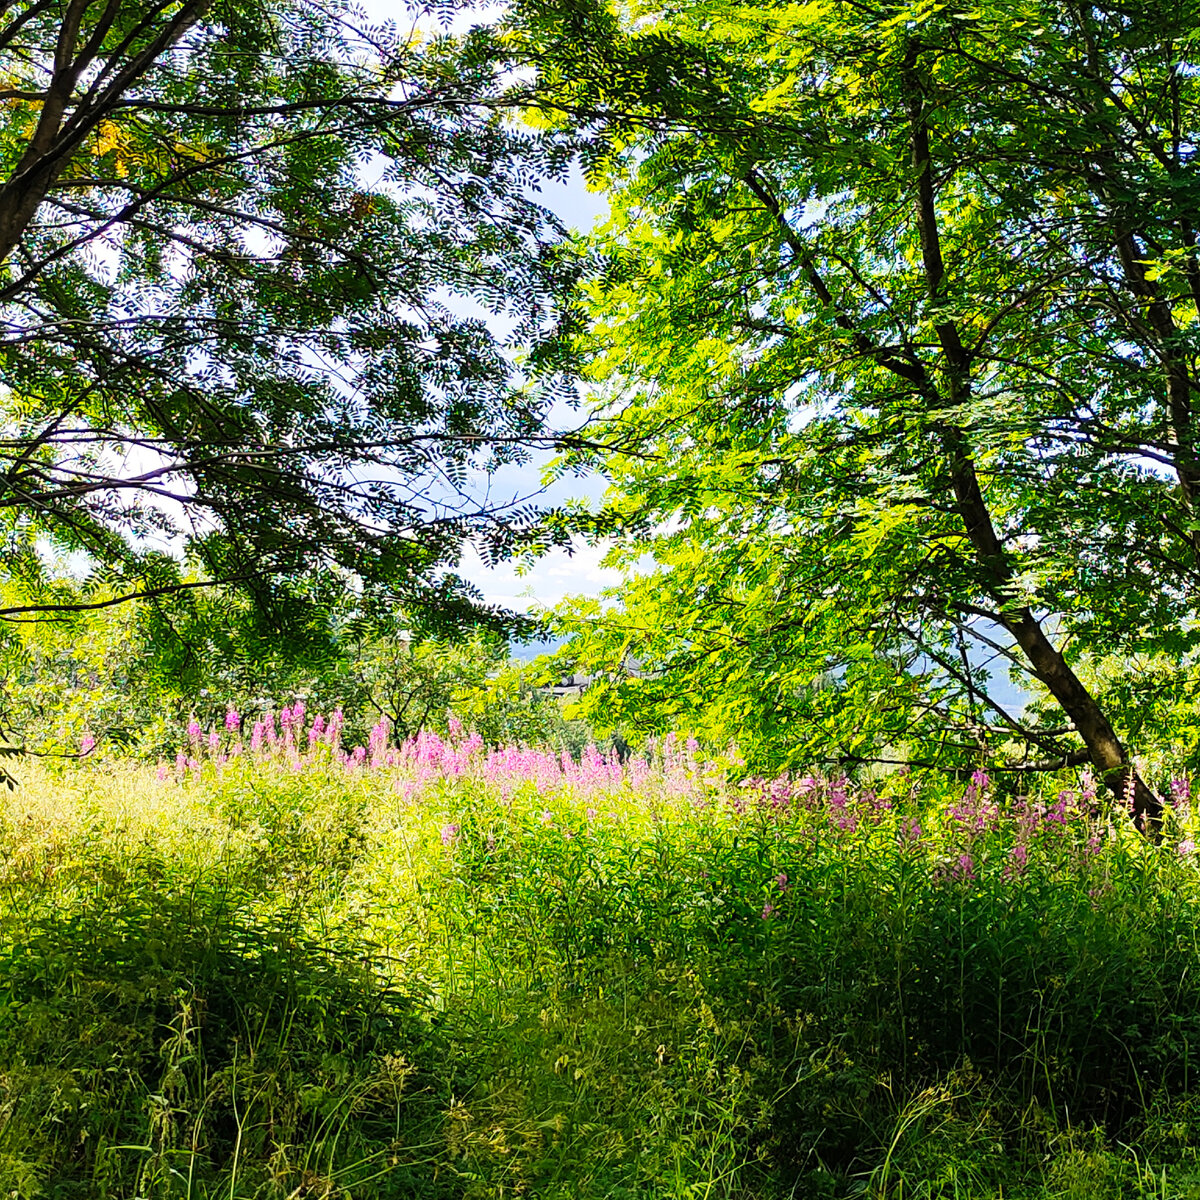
[4,710,1200,1197]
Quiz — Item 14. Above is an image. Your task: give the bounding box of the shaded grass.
[3,759,1200,1195]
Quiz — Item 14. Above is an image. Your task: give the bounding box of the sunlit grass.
[4,739,1200,1197]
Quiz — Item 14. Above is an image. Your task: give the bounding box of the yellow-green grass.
[2,756,1200,1198]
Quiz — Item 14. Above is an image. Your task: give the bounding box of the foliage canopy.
[0,0,575,635]
[525,0,1200,815]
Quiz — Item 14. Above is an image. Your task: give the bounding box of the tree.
[358,629,590,747]
[0,0,576,635]
[519,0,1200,823]
[0,582,588,761]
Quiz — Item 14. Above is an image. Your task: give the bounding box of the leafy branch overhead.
[0,0,580,630]
[524,0,1200,819]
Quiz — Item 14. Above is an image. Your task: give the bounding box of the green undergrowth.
[4,761,1200,1196]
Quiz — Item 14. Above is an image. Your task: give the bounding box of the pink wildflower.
[224,707,240,732]
[833,810,858,834]
[326,709,344,747]
[1045,791,1070,827]
[1180,839,1196,857]
[440,823,459,847]
[79,732,95,755]
[1080,768,1098,810]
[761,902,776,919]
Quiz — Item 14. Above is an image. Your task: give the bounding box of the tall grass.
[5,727,1200,1196]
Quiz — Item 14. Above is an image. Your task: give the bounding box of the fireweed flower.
[224,707,240,732]
[827,776,858,832]
[1170,777,1192,825]
[861,789,890,822]
[775,872,790,893]
[768,777,792,814]
[1045,791,1071,827]
[326,709,344,744]
[761,901,776,919]
[79,732,95,755]
[952,853,977,882]
[1179,839,1196,857]
[440,823,459,847]
[829,777,849,810]
[187,718,202,743]
[795,775,820,808]
[367,718,389,766]
[1080,768,1098,812]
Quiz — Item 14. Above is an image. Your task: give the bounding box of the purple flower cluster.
[161,709,1200,872]
[163,710,717,804]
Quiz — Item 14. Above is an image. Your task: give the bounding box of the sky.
[451,166,620,616]
[351,0,626,618]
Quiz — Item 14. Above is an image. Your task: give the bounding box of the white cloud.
[458,539,622,612]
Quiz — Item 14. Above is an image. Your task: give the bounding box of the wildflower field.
[7,713,1200,1198]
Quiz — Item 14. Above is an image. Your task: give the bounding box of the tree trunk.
[945,437,1161,830]
[904,49,1161,830]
